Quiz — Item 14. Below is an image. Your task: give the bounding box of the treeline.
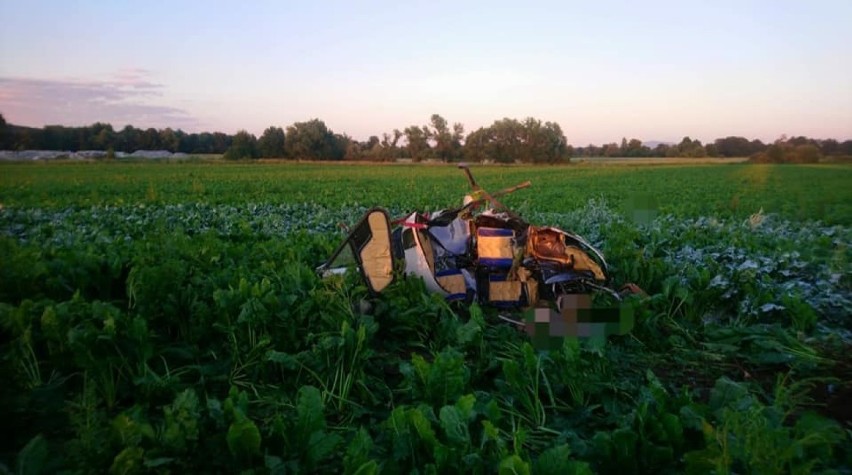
[0,114,235,155]
[574,135,852,163]
[1,112,850,163]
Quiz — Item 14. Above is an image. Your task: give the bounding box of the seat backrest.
[416,229,435,272]
[476,227,515,268]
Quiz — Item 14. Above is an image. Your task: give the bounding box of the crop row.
[2,163,851,224]
[1,198,850,472]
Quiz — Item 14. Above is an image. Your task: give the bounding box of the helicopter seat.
[476,227,515,268]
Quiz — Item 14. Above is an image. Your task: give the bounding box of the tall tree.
[488,118,524,163]
[819,139,839,156]
[258,126,286,158]
[0,113,9,149]
[177,131,197,154]
[116,125,139,152]
[452,122,465,155]
[158,128,179,152]
[285,119,343,160]
[519,118,568,163]
[223,130,258,160]
[403,125,430,161]
[603,142,620,157]
[463,127,492,162]
[460,117,568,163]
[141,128,161,150]
[538,121,569,163]
[343,135,364,160]
[365,136,380,150]
[428,114,460,161]
[625,138,648,157]
[714,136,754,157]
[375,129,402,161]
[677,136,706,157]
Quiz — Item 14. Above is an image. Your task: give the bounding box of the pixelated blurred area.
[524,294,635,350]
[625,192,659,225]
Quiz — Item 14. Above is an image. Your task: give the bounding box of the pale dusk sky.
[1,0,850,145]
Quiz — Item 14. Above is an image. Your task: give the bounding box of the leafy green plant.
[685,377,846,474]
[401,348,470,408]
[1,162,850,472]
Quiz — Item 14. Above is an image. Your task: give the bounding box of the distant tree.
[177,131,198,154]
[460,117,568,163]
[364,142,381,161]
[330,133,348,160]
[223,130,258,160]
[212,132,232,153]
[41,125,70,151]
[403,125,431,162]
[676,136,706,157]
[766,143,785,163]
[819,138,839,156]
[714,136,754,157]
[690,144,707,157]
[343,136,364,160]
[428,114,452,161]
[793,144,821,163]
[372,130,402,161]
[0,113,9,149]
[452,123,464,145]
[541,120,569,162]
[704,142,718,157]
[749,136,824,164]
[391,129,403,159]
[603,142,620,157]
[141,128,161,150]
[192,132,211,153]
[95,126,115,149]
[652,143,670,157]
[425,114,465,161]
[522,118,569,163]
[258,126,286,158]
[787,136,816,147]
[625,138,648,157]
[665,144,680,158]
[463,127,492,162]
[839,140,852,155]
[750,139,767,154]
[116,125,140,152]
[365,136,380,150]
[4,112,845,165]
[75,126,89,150]
[488,118,524,162]
[16,129,34,150]
[285,119,343,160]
[677,136,694,156]
[581,144,602,157]
[158,128,179,152]
[565,144,574,159]
[378,133,394,160]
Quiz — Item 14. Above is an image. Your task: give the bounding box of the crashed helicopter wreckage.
[316,165,641,343]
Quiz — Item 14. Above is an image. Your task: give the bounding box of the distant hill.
[643,140,674,148]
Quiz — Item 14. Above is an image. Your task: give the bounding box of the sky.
[1,0,851,145]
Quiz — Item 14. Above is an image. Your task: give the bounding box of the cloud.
[0,71,202,130]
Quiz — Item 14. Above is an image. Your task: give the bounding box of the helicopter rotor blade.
[458,163,480,191]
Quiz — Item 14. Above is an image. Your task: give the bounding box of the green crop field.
[2,162,851,224]
[1,162,850,473]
